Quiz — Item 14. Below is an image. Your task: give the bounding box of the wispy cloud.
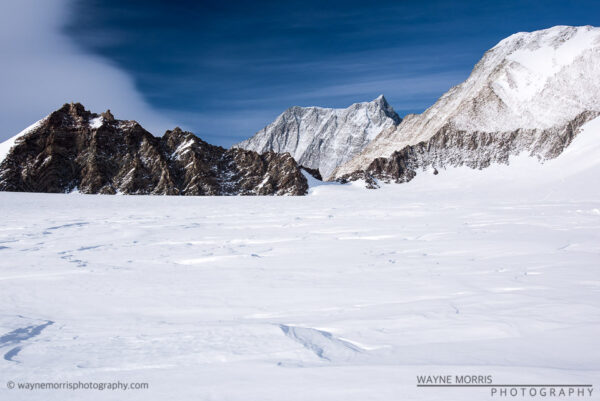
[0,0,177,140]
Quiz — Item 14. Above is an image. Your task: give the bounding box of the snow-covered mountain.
[0,103,308,195]
[334,25,600,181]
[234,95,400,180]
[3,26,598,192]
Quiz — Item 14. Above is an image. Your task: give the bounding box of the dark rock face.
[0,103,308,196]
[338,110,599,185]
[299,166,322,181]
[336,171,380,189]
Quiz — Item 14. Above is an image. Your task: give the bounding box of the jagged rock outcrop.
[338,110,600,185]
[334,25,600,182]
[0,103,308,195]
[234,95,400,180]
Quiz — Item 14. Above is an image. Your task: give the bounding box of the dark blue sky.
[63,0,600,146]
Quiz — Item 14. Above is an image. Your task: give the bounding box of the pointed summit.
[234,96,401,180]
[373,94,386,103]
[101,110,115,122]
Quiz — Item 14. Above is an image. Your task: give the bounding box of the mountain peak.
[234,96,401,179]
[101,109,115,122]
[57,102,90,117]
[48,102,93,127]
[334,24,600,181]
[372,94,387,104]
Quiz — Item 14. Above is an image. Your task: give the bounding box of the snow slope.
[0,117,598,400]
[0,118,46,165]
[235,95,400,180]
[335,25,600,178]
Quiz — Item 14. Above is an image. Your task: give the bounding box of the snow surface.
[172,138,195,159]
[506,27,598,101]
[89,117,103,129]
[0,118,46,164]
[0,118,599,400]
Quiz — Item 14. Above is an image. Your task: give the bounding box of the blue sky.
[2,0,600,145]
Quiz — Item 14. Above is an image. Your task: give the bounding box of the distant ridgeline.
[1,26,599,194]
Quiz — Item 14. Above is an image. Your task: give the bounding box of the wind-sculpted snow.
[0,319,54,363]
[335,25,600,179]
[0,140,599,399]
[235,95,400,180]
[279,325,363,362]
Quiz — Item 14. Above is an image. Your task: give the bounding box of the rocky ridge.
[338,111,599,187]
[0,103,308,195]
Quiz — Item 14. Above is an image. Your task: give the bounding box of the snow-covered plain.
[0,120,599,400]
